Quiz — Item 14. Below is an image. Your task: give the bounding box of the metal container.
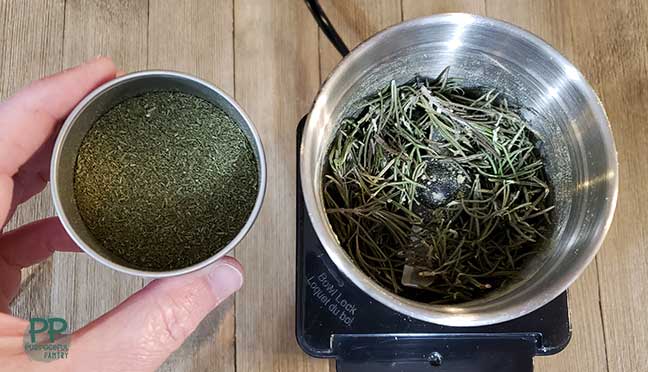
[300,14,618,326]
[51,71,266,277]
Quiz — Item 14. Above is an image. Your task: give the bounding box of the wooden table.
[2,0,645,371]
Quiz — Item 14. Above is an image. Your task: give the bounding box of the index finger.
[0,56,117,176]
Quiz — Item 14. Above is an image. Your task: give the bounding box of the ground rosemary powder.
[74,91,258,271]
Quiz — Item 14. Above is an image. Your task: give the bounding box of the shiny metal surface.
[301,14,618,326]
[51,71,266,278]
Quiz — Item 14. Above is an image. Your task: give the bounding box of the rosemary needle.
[323,68,554,304]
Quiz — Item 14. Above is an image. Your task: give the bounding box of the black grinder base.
[295,117,571,372]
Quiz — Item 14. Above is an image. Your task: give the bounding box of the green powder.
[74,91,258,271]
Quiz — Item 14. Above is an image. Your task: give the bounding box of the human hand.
[0,57,244,371]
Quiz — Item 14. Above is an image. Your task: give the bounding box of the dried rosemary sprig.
[323,68,554,304]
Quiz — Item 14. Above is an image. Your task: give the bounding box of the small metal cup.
[51,71,266,277]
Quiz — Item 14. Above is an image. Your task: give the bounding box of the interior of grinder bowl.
[303,15,616,323]
[326,66,573,303]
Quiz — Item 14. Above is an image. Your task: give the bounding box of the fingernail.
[84,55,101,64]
[85,55,109,65]
[207,263,243,300]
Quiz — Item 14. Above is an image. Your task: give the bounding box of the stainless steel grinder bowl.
[51,71,266,278]
[301,14,618,326]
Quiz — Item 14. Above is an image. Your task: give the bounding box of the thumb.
[64,257,243,372]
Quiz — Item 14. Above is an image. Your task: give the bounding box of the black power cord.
[304,0,350,57]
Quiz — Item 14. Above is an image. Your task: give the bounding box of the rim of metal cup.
[301,13,618,326]
[51,70,266,278]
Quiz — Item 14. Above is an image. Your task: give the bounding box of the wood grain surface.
[233,1,324,371]
[2,0,646,371]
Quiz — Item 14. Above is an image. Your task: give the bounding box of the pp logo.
[23,317,71,362]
